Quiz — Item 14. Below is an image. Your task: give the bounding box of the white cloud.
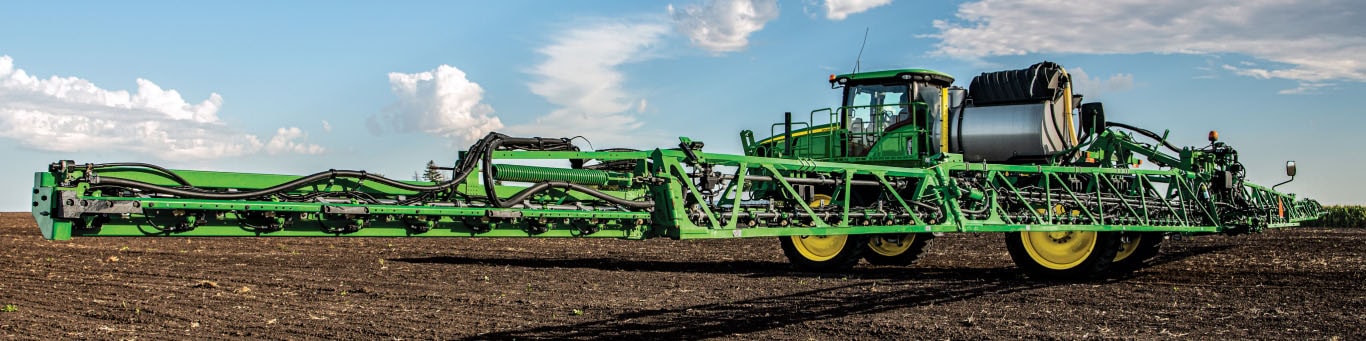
[369,65,504,143]
[1068,67,1134,98]
[321,120,332,132]
[1275,82,1331,95]
[509,21,672,147]
[636,98,648,113]
[669,0,779,53]
[0,55,322,160]
[930,0,1366,91]
[265,127,324,155]
[824,0,892,21]
[1228,62,1334,94]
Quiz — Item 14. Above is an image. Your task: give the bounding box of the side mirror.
[1274,160,1297,190]
[1079,102,1106,136]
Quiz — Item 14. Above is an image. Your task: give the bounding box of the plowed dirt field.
[0,212,1361,340]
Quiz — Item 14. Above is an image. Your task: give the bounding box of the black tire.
[863,233,933,266]
[780,234,869,272]
[1111,232,1163,271]
[1005,231,1120,280]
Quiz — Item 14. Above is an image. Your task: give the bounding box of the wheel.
[1005,230,1120,279]
[779,194,866,271]
[1112,232,1162,271]
[863,233,933,266]
[781,234,868,272]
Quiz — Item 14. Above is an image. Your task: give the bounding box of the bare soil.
[0,212,1361,340]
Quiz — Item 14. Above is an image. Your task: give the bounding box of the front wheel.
[780,234,868,272]
[1005,231,1120,279]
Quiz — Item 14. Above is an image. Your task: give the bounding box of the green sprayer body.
[30,62,1323,278]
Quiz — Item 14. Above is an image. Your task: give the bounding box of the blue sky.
[2,0,1363,210]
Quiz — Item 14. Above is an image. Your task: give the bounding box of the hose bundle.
[84,133,654,209]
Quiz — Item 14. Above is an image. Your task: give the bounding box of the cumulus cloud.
[669,0,779,53]
[823,0,892,21]
[508,21,672,147]
[0,55,322,159]
[1068,67,1134,98]
[929,0,1366,91]
[321,120,332,132]
[265,127,325,155]
[368,65,504,143]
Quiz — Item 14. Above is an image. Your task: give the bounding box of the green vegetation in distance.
[1308,205,1366,228]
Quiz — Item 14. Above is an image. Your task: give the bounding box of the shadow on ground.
[465,267,1043,340]
[391,241,1246,339]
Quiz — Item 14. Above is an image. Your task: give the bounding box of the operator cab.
[743,68,959,165]
[831,70,955,157]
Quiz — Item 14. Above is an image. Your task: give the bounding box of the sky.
[2,0,1363,210]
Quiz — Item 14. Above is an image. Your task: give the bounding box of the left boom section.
[34,134,652,240]
[31,133,957,241]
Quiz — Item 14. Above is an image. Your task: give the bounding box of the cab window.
[843,84,909,133]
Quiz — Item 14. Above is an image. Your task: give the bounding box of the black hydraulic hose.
[85,132,654,209]
[959,205,989,214]
[500,181,655,209]
[1047,101,1069,149]
[1106,122,1181,153]
[477,134,597,208]
[93,169,468,200]
[86,134,500,200]
[480,135,521,207]
[911,200,948,221]
[91,162,193,187]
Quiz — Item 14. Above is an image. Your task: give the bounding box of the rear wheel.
[1005,231,1119,279]
[1112,232,1162,271]
[863,233,933,266]
[781,234,868,271]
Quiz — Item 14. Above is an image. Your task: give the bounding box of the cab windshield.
[842,82,942,133]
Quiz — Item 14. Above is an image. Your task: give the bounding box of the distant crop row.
[1306,205,1366,228]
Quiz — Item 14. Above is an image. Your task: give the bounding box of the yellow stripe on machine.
[941,87,949,153]
[758,126,837,144]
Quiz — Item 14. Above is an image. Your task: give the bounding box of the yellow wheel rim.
[790,235,849,261]
[868,234,916,256]
[792,194,846,261]
[1114,234,1141,262]
[809,194,831,208]
[1020,231,1098,270]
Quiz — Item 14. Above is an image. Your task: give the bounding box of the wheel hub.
[791,235,848,261]
[1020,231,1098,270]
[1045,231,1074,243]
[868,234,915,256]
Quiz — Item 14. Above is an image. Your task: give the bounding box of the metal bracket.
[487,210,523,218]
[322,205,370,215]
[56,191,143,219]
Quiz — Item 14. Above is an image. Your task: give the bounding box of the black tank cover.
[968,61,1068,106]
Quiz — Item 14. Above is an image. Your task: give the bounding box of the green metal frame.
[28,66,1323,242]
[31,132,1322,241]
